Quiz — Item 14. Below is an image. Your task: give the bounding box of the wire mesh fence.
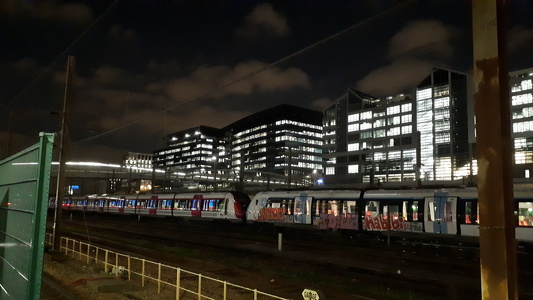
[45,234,289,300]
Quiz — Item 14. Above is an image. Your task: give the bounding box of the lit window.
[416,88,431,100]
[374,129,386,138]
[348,124,360,132]
[360,111,372,120]
[348,143,359,151]
[348,165,358,174]
[401,103,412,112]
[348,113,360,122]
[387,105,401,115]
[512,93,533,106]
[361,122,372,130]
[326,167,335,175]
[401,114,412,123]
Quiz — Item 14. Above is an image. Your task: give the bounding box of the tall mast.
[53,56,75,250]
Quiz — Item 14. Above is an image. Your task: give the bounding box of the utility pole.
[472,1,518,299]
[53,56,75,250]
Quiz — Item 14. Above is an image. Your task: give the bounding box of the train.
[52,187,533,242]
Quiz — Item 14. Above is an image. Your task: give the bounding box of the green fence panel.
[0,133,54,300]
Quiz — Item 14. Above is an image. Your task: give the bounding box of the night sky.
[2,0,533,163]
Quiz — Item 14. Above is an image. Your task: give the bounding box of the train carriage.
[51,186,533,242]
[362,189,427,233]
[248,190,361,230]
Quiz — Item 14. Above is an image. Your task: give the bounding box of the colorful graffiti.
[317,213,358,230]
[258,207,287,221]
[363,214,423,232]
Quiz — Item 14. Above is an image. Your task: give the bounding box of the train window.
[287,200,293,215]
[320,200,327,214]
[159,200,172,210]
[412,201,420,221]
[342,201,357,215]
[465,202,478,224]
[266,198,294,215]
[174,199,191,210]
[427,201,435,221]
[384,205,400,220]
[327,200,340,216]
[402,201,408,220]
[209,199,220,211]
[365,201,379,217]
[518,202,533,226]
[444,201,453,222]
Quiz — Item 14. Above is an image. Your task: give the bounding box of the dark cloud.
[356,59,433,97]
[1,0,93,24]
[234,3,290,38]
[165,60,311,101]
[509,26,533,53]
[310,97,334,111]
[357,20,455,97]
[388,20,455,60]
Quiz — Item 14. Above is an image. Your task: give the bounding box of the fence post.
[142,259,146,287]
[95,247,99,264]
[104,250,109,273]
[64,238,69,255]
[198,274,202,300]
[86,244,90,264]
[254,289,258,300]
[79,241,82,259]
[115,252,119,273]
[128,256,131,281]
[176,268,181,300]
[223,281,227,300]
[158,263,161,293]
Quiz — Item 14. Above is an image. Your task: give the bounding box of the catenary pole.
[472,1,518,299]
[53,56,75,250]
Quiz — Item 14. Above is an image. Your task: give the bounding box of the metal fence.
[45,234,289,300]
[0,133,55,300]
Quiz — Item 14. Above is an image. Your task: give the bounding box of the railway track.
[55,212,533,300]
[41,274,80,300]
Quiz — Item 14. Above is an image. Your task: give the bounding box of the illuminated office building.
[510,67,533,180]
[323,89,417,186]
[415,68,473,181]
[323,68,474,187]
[153,126,227,176]
[153,105,323,189]
[224,104,323,185]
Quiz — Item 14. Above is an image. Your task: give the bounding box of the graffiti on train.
[257,207,293,222]
[317,213,358,230]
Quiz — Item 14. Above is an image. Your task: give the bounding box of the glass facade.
[323,89,417,185]
[227,105,323,185]
[415,69,473,181]
[510,69,533,179]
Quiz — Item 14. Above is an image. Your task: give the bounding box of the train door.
[294,195,312,224]
[424,196,457,234]
[383,204,400,231]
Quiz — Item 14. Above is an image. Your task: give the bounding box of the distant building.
[152,105,323,191]
[123,152,153,172]
[415,68,474,181]
[224,104,323,187]
[153,126,226,177]
[510,67,533,180]
[323,89,417,186]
